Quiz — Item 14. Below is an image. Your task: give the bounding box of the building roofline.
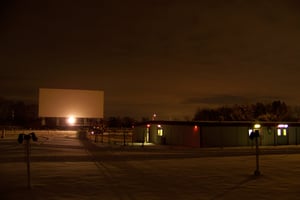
[135,120,300,127]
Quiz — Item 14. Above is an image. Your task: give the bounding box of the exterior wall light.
[254,124,261,129]
[277,124,288,128]
[194,125,199,131]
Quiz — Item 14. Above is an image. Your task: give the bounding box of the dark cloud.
[182,95,250,105]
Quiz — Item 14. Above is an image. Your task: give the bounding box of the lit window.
[277,129,281,136]
[283,129,287,136]
[158,129,163,136]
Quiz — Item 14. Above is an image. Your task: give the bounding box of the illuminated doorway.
[276,124,289,145]
[145,124,150,143]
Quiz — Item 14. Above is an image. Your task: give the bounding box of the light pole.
[249,124,261,176]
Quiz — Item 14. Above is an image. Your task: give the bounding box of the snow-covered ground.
[1,130,300,200]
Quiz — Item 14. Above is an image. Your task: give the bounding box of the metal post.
[254,136,261,176]
[25,139,31,189]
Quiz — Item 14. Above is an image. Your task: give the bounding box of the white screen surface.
[39,88,104,118]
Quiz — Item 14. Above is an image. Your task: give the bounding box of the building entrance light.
[254,124,261,129]
[277,124,288,128]
[194,125,199,131]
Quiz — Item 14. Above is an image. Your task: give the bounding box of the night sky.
[1,0,300,120]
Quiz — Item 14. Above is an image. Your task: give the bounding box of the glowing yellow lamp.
[254,124,261,129]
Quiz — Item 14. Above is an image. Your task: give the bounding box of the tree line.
[0,98,137,128]
[1,98,299,129]
[0,98,39,128]
[193,100,300,122]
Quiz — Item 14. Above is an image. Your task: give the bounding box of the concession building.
[133,121,300,148]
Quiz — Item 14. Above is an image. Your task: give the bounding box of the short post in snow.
[18,132,38,189]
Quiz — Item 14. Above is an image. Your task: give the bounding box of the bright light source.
[277,129,281,136]
[248,129,253,136]
[278,124,288,128]
[194,125,199,131]
[254,124,261,129]
[157,124,161,128]
[67,116,76,125]
[152,113,157,120]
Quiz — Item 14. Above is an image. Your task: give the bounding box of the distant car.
[89,126,103,135]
